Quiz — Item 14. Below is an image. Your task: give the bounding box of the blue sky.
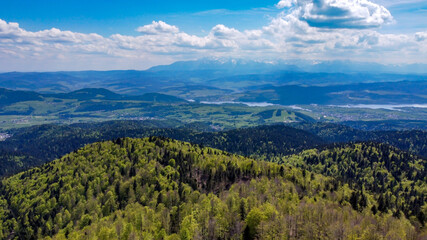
[0,0,426,71]
[378,0,427,33]
[0,0,280,36]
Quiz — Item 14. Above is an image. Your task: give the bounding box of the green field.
[1,88,426,131]
[0,98,311,130]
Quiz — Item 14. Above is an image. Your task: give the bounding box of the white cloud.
[276,0,297,8]
[136,21,179,35]
[290,0,393,29]
[0,0,426,71]
[211,25,241,39]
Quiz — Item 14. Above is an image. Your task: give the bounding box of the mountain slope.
[0,137,421,239]
[148,59,427,75]
[341,120,427,131]
[0,88,43,107]
[130,93,187,103]
[238,81,427,105]
[0,149,41,177]
[2,60,427,96]
[2,121,427,177]
[0,123,324,177]
[47,88,123,100]
[280,142,426,225]
[292,122,427,157]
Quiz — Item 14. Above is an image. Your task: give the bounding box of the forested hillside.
[0,137,423,239]
[0,123,324,177]
[341,120,427,131]
[238,81,427,105]
[0,149,41,177]
[280,142,426,226]
[293,123,427,157]
[0,88,43,107]
[2,121,427,177]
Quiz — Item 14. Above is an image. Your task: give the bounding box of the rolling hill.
[1,59,426,100]
[0,137,423,239]
[238,81,427,105]
[0,122,324,177]
[1,121,426,178]
[0,88,188,103]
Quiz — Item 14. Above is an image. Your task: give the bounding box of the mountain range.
[1,59,426,97]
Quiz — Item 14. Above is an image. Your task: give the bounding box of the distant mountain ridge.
[2,77,427,106]
[0,59,426,96]
[238,80,427,105]
[0,88,43,107]
[0,87,187,103]
[148,58,427,74]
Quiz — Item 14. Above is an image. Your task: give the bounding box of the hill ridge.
[0,137,422,239]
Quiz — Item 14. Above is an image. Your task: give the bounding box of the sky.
[0,0,426,71]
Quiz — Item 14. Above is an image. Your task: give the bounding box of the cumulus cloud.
[286,0,393,29]
[136,21,179,35]
[0,0,426,71]
[211,25,241,39]
[276,0,297,8]
[0,19,110,61]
